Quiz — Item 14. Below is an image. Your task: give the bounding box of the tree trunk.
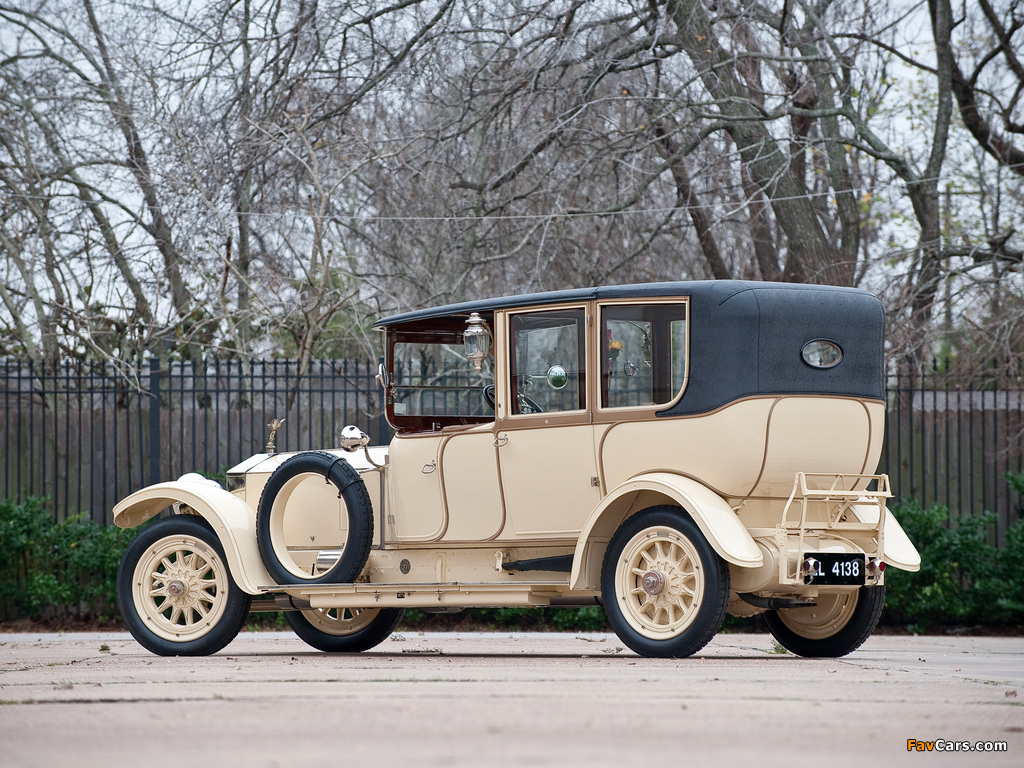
[665,0,841,284]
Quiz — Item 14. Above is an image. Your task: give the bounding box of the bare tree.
[1,0,1021,373]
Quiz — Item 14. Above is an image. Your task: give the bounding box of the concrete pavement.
[1,631,1021,767]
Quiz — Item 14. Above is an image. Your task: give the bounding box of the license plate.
[805,553,865,585]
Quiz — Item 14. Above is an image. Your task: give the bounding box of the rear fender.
[114,481,271,594]
[569,473,762,591]
[850,502,922,572]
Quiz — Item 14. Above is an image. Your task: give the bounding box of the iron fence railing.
[0,358,385,525]
[1,358,1022,543]
[881,361,1024,546]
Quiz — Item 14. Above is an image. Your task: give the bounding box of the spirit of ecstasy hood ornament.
[265,418,285,454]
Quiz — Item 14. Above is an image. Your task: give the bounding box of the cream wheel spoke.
[616,525,706,640]
[131,533,233,643]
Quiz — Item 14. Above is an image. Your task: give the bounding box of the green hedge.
[881,499,1024,632]
[2,492,1022,633]
[0,498,137,623]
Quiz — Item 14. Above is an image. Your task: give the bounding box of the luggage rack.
[779,472,890,583]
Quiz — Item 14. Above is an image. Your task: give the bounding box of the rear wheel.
[601,506,728,658]
[117,516,252,656]
[285,606,405,653]
[764,585,885,657]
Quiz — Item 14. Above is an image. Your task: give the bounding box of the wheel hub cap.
[162,568,203,609]
[165,579,186,598]
[641,570,666,595]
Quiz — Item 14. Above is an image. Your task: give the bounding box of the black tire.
[601,506,729,658]
[117,516,252,656]
[285,606,405,653]
[256,451,374,585]
[763,585,885,658]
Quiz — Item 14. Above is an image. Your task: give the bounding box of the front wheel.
[117,516,252,656]
[285,606,405,652]
[601,506,729,658]
[764,585,885,657]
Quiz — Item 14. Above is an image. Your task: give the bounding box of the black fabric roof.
[373,280,874,327]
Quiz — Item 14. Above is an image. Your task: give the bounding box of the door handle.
[494,434,508,447]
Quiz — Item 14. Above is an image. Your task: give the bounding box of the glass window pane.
[670,319,687,395]
[393,340,491,418]
[605,319,654,407]
[510,310,586,413]
[601,304,687,408]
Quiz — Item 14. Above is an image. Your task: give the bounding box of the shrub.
[0,497,138,623]
[882,499,1024,632]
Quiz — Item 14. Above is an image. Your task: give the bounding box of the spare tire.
[256,451,373,585]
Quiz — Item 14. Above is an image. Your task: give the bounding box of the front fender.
[569,473,762,591]
[113,482,271,594]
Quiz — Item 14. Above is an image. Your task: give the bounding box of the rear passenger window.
[601,304,688,408]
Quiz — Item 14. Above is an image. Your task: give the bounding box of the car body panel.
[113,480,272,594]
[569,472,763,591]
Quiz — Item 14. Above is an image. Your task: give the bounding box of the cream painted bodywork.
[113,447,390,595]
[112,293,919,612]
[496,422,601,538]
[113,480,272,594]
[569,473,763,591]
[596,397,883,499]
[440,429,504,540]
[112,392,918,608]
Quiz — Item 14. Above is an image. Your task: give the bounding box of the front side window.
[602,303,687,408]
[509,309,586,414]
[387,315,494,431]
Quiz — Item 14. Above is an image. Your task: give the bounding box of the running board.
[263,580,573,610]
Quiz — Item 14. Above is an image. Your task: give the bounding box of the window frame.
[596,299,690,416]
[502,304,590,422]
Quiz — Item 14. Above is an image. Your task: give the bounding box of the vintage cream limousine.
[114,280,920,658]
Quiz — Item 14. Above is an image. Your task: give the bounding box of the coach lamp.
[464,312,492,373]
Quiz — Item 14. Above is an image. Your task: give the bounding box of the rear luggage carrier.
[777,472,890,586]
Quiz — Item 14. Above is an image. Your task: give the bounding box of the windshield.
[385,315,494,431]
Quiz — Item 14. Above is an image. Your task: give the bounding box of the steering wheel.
[516,393,544,414]
[481,385,544,414]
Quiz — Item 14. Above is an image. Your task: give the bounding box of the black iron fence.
[0,358,385,526]
[1,358,1022,543]
[881,362,1024,546]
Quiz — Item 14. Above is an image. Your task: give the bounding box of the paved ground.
[1,631,1021,767]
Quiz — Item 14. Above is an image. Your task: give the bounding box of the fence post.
[149,357,161,486]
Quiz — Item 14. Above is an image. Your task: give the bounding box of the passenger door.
[493,307,601,540]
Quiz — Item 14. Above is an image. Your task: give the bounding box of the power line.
[3,166,1021,225]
